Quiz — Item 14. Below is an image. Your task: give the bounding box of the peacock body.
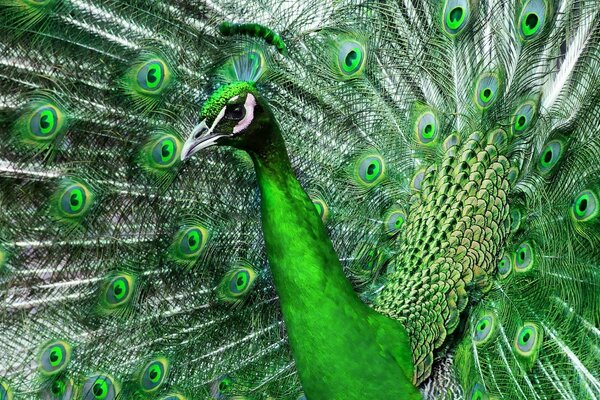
[0,0,599,399]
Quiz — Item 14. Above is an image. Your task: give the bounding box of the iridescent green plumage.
[0,0,599,399]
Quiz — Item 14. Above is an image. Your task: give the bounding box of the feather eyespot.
[383,207,406,235]
[13,100,68,149]
[30,105,61,139]
[180,227,204,256]
[151,135,181,168]
[538,139,563,173]
[103,274,135,308]
[61,186,85,215]
[474,73,500,109]
[311,197,329,222]
[355,154,385,187]
[169,223,210,267]
[82,374,119,400]
[140,358,169,393]
[415,111,439,144]
[510,207,522,232]
[123,53,173,112]
[219,265,257,301]
[571,190,598,222]
[473,315,495,345]
[137,60,167,93]
[39,340,71,376]
[497,255,511,278]
[512,101,536,134]
[514,242,535,272]
[443,0,471,35]
[54,181,94,220]
[519,0,548,40]
[211,374,234,399]
[40,376,74,399]
[337,41,366,78]
[514,323,542,360]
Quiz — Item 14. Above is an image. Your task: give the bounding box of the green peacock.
[0,0,599,399]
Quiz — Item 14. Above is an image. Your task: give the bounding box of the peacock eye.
[51,380,65,395]
[39,340,71,375]
[219,266,257,301]
[92,381,107,399]
[443,0,470,35]
[538,140,563,173]
[210,374,235,399]
[57,182,93,219]
[447,7,465,29]
[337,41,366,77]
[82,374,117,400]
[30,106,59,138]
[514,242,534,272]
[311,197,328,222]
[229,268,255,295]
[497,255,512,277]
[514,323,541,357]
[140,358,169,392]
[522,13,540,36]
[519,0,548,40]
[475,73,500,109]
[41,376,74,399]
[140,133,182,175]
[416,111,438,144]
[170,224,209,265]
[231,271,248,292]
[137,60,166,92]
[180,228,203,255]
[356,154,385,187]
[224,103,246,120]
[481,88,493,102]
[510,207,522,232]
[383,208,406,235]
[571,190,598,222]
[112,280,125,299]
[151,136,179,167]
[512,101,536,134]
[106,276,131,304]
[49,346,63,366]
[473,315,495,345]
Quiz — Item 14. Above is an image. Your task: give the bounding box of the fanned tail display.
[0,0,598,399]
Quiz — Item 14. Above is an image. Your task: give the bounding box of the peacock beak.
[181,119,225,160]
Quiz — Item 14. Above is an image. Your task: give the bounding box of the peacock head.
[181,81,276,160]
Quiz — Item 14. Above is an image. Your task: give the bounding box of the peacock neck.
[249,129,360,308]
[247,124,421,400]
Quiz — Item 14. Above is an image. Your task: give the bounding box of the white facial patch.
[233,93,256,134]
[209,106,227,133]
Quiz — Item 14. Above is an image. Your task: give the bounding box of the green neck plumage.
[246,123,421,400]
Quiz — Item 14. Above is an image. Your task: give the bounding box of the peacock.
[0,0,599,398]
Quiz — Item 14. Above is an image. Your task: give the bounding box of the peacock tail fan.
[0,0,599,399]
